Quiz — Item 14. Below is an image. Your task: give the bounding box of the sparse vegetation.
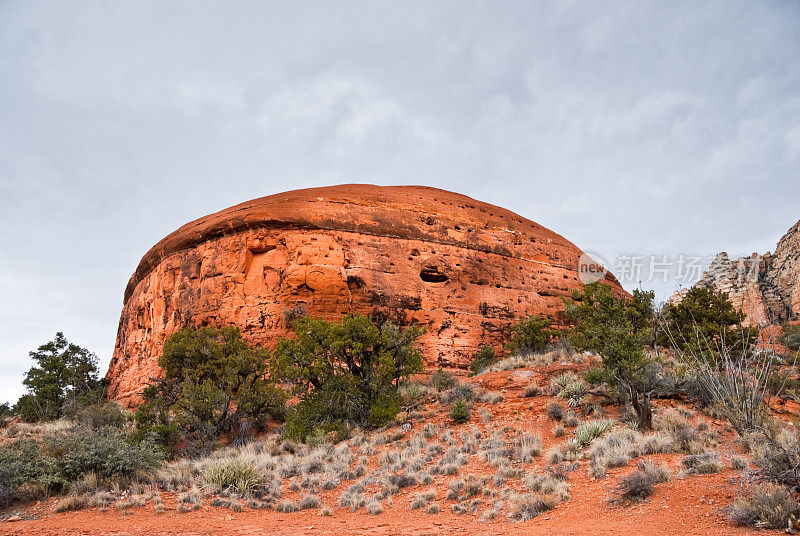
[780,321,800,351]
[546,402,564,421]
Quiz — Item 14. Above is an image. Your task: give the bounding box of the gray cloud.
[1,1,798,403]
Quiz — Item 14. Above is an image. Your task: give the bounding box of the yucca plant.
[572,419,615,448]
[557,380,588,406]
[550,372,579,395]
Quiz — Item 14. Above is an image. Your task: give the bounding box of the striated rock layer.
[107,185,623,406]
[670,219,800,326]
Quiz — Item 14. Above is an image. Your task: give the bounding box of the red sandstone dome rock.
[106,185,624,406]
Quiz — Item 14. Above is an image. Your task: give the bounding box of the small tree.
[135,326,286,452]
[469,346,496,375]
[14,333,103,422]
[270,314,423,440]
[566,283,658,431]
[780,321,800,352]
[505,315,554,355]
[660,286,758,357]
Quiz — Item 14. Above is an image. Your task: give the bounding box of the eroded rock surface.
[670,219,800,326]
[107,185,623,406]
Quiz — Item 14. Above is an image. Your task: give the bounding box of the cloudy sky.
[1,1,798,403]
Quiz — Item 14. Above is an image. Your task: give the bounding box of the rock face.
[670,219,800,326]
[107,185,624,406]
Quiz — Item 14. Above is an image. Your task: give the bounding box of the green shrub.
[505,316,554,355]
[450,399,472,424]
[429,368,458,391]
[272,314,423,441]
[0,426,163,507]
[398,382,425,406]
[135,326,287,452]
[72,403,129,429]
[469,346,496,375]
[46,427,163,483]
[780,322,800,351]
[550,372,579,394]
[557,380,588,407]
[202,459,262,495]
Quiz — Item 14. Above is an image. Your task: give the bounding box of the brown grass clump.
[546,403,564,421]
[54,495,86,513]
[609,463,669,505]
[507,493,556,521]
[728,483,800,529]
[682,452,722,474]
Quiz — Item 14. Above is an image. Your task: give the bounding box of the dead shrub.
[682,452,722,474]
[728,483,800,529]
[507,493,555,521]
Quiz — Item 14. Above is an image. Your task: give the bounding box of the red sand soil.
[1,365,775,535]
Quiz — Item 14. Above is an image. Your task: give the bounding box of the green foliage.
[660,286,757,355]
[428,368,458,391]
[14,333,104,422]
[566,283,658,431]
[0,426,163,507]
[780,321,800,351]
[271,314,423,441]
[449,398,472,424]
[73,402,129,429]
[135,326,286,453]
[469,346,496,375]
[505,315,554,354]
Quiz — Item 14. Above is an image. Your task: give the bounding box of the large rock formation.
[107,185,623,406]
[670,219,800,326]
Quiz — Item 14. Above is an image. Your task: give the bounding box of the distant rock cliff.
[670,219,800,326]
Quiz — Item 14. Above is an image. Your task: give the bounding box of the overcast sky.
[1,1,798,404]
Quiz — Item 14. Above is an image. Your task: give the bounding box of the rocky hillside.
[671,219,800,326]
